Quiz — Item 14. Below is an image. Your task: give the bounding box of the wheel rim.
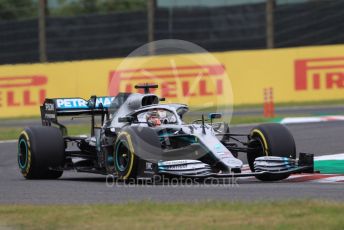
[115,140,130,172]
[254,137,265,156]
[18,138,28,169]
[247,136,265,172]
[249,137,265,155]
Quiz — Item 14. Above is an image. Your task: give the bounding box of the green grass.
[230,116,275,124]
[189,98,344,111]
[0,127,23,141]
[237,99,344,109]
[0,201,343,230]
[0,124,92,141]
[0,115,40,121]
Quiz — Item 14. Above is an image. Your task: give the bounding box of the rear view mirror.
[105,127,117,137]
[118,116,134,123]
[208,113,222,120]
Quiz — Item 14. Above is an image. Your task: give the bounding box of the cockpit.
[136,108,178,127]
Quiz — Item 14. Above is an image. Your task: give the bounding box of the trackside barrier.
[1,44,344,118]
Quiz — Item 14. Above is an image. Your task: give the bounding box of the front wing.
[138,153,314,179]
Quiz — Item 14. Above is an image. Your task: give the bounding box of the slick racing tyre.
[18,126,65,179]
[247,123,296,181]
[114,132,138,180]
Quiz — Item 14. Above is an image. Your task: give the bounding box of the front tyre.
[18,126,64,179]
[247,123,296,181]
[113,132,137,180]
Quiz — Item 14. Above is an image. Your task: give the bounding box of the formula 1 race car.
[17,84,314,182]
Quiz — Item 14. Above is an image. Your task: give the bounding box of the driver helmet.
[146,110,161,127]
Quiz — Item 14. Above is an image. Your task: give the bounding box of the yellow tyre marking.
[117,131,135,179]
[20,131,32,176]
[251,129,269,156]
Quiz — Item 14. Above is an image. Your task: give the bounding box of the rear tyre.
[247,123,296,181]
[113,132,137,180]
[18,126,65,179]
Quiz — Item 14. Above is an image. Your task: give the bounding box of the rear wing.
[40,96,115,126]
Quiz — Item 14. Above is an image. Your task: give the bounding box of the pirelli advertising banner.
[1,44,344,118]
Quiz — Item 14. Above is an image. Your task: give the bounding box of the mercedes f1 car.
[17,84,314,182]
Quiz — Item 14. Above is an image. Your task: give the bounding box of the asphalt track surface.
[1,121,344,204]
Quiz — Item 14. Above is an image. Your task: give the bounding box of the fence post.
[38,0,47,62]
[263,87,275,118]
[147,0,156,55]
[266,0,275,49]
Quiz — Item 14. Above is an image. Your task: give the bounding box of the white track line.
[315,153,344,161]
[0,140,17,144]
[281,115,344,124]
